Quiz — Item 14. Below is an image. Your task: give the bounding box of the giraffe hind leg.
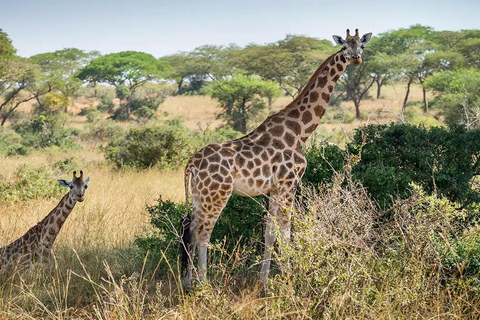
[180,214,193,291]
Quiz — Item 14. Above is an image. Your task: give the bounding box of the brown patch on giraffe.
[322,93,330,103]
[210,182,220,190]
[300,106,306,112]
[336,64,344,71]
[224,176,233,184]
[333,75,340,82]
[247,161,254,170]
[284,149,293,160]
[208,154,221,163]
[201,188,208,196]
[248,179,254,187]
[328,85,333,93]
[329,68,336,77]
[272,152,283,163]
[257,134,271,146]
[284,132,295,147]
[204,177,212,186]
[272,116,283,123]
[253,168,261,176]
[237,155,246,167]
[262,164,271,176]
[272,139,285,149]
[203,146,215,156]
[294,152,306,164]
[329,59,335,66]
[256,180,264,188]
[252,146,262,154]
[287,109,300,118]
[317,76,327,88]
[261,151,269,161]
[340,55,347,63]
[285,120,301,135]
[302,111,313,124]
[309,91,319,103]
[254,158,262,166]
[220,148,234,157]
[314,105,326,117]
[241,169,249,176]
[335,55,339,62]
[270,126,284,137]
[219,167,228,176]
[243,151,253,158]
[209,164,220,173]
[304,124,318,134]
[212,174,224,183]
[278,165,288,178]
[199,171,208,180]
[211,144,221,152]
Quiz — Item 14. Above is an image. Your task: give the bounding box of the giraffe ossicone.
[0,171,90,273]
[180,29,373,291]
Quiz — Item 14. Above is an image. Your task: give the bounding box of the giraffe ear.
[361,33,372,44]
[84,177,90,185]
[332,35,345,46]
[58,180,70,188]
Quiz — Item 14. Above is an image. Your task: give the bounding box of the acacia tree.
[160,45,238,94]
[233,35,335,99]
[77,51,166,117]
[28,48,95,111]
[209,75,281,134]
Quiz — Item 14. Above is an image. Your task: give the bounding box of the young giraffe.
[0,171,90,272]
[180,29,373,290]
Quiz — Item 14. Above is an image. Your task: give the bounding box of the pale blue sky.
[1,0,479,58]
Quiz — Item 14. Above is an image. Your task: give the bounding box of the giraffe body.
[0,171,90,272]
[181,29,372,290]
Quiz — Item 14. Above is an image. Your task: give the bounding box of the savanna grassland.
[2,24,480,319]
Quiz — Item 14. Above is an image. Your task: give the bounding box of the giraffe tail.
[180,160,194,276]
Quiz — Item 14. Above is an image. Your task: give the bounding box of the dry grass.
[0,84,456,318]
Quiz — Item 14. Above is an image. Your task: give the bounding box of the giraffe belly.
[232,176,272,197]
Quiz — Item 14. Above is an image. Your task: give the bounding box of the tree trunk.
[177,79,184,95]
[403,78,413,111]
[375,77,382,99]
[418,77,428,113]
[354,100,361,119]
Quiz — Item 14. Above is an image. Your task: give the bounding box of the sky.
[1,0,479,58]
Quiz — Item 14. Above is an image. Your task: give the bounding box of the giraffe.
[0,171,90,273]
[180,29,372,290]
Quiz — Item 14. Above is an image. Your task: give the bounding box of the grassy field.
[1,84,461,319]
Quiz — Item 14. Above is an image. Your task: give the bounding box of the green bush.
[14,114,79,149]
[349,123,480,208]
[96,95,115,113]
[0,128,29,156]
[104,123,191,169]
[0,164,64,202]
[81,119,125,145]
[135,194,266,271]
[302,141,345,188]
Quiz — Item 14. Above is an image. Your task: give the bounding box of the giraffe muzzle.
[351,57,362,66]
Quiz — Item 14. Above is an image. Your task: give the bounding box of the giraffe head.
[332,29,372,66]
[57,171,90,202]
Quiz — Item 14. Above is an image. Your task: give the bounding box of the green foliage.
[105,123,191,169]
[209,75,281,133]
[349,123,480,208]
[14,114,78,149]
[0,164,64,202]
[96,95,115,113]
[0,127,28,156]
[425,68,480,128]
[81,118,125,144]
[135,194,266,269]
[302,141,345,187]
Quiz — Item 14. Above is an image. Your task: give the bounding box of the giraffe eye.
[84,185,88,189]
[361,44,365,49]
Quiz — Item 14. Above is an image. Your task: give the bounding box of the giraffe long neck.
[253,50,348,143]
[36,192,77,249]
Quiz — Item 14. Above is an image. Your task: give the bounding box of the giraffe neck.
[36,192,77,249]
[251,50,348,143]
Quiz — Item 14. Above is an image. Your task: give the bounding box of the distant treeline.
[1,25,480,127]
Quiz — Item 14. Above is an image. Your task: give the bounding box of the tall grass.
[1,169,479,318]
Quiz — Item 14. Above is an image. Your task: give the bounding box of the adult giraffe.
[180,29,372,290]
[0,171,90,272]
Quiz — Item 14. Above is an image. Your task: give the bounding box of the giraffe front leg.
[259,214,277,289]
